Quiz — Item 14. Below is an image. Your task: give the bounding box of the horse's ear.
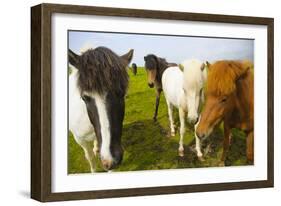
[179,64,184,71]
[242,60,254,70]
[121,49,134,66]
[231,61,251,80]
[144,56,147,61]
[204,61,212,72]
[200,63,206,71]
[68,49,80,69]
[206,61,211,68]
[235,66,250,81]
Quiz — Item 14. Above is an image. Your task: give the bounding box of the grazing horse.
[144,54,177,121]
[131,63,137,75]
[68,47,134,172]
[162,59,207,157]
[196,60,254,165]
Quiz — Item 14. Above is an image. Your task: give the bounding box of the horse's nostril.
[101,159,113,171]
[148,83,154,88]
[194,117,199,124]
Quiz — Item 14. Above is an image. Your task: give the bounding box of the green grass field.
[68,68,248,174]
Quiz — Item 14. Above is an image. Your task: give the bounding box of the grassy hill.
[68,67,248,174]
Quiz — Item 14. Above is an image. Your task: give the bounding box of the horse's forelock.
[182,59,205,90]
[207,61,238,96]
[144,55,158,70]
[77,47,129,96]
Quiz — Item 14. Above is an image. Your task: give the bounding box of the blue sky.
[69,31,254,66]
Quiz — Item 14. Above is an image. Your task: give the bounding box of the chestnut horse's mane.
[207,60,253,95]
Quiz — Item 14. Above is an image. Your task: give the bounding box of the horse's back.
[162,67,184,107]
[69,69,96,142]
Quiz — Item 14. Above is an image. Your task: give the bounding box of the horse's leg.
[178,107,185,157]
[75,138,96,173]
[193,116,204,161]
[219,124,231,166]
[195,135,204,161]
[194,131,204,161]
[246,131,254,164]
[93,139,99,156]
[153,89,161,121]
[167,102,175,136]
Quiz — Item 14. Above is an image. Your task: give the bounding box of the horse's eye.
[82,95,91,102]
[221,97,227,103]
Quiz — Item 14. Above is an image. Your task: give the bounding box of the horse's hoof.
[153,117,157,122]
[178,149,184,157]
[204,143,212,155]
[218,161,225,167]
[171,131,176,137]
[198,156,205,162]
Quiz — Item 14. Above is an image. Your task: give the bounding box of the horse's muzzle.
[101,159,114,171]
[189,117,199,125]
[101,151,123,171]
[148,83,154,88]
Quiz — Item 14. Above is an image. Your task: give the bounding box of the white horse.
[162,59,207,157]
[69,47,133,172]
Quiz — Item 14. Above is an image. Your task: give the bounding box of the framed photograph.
[31,3,274,202]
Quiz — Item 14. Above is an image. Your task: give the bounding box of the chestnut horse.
[195,60,254,165]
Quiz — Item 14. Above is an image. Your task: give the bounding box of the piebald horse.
[162,59,207,157]
[196,60,254,165]
[144,54,177,121]
[68,47,134,172]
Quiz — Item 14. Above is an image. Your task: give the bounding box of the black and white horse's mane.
[77,47,129,96]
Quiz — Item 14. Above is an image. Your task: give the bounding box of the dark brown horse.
[144,54,177,121]
[196,60,254,165]
[131,63,137,75]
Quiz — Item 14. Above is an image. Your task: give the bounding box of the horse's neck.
[156,61,172,86]
[233,72,254,127]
